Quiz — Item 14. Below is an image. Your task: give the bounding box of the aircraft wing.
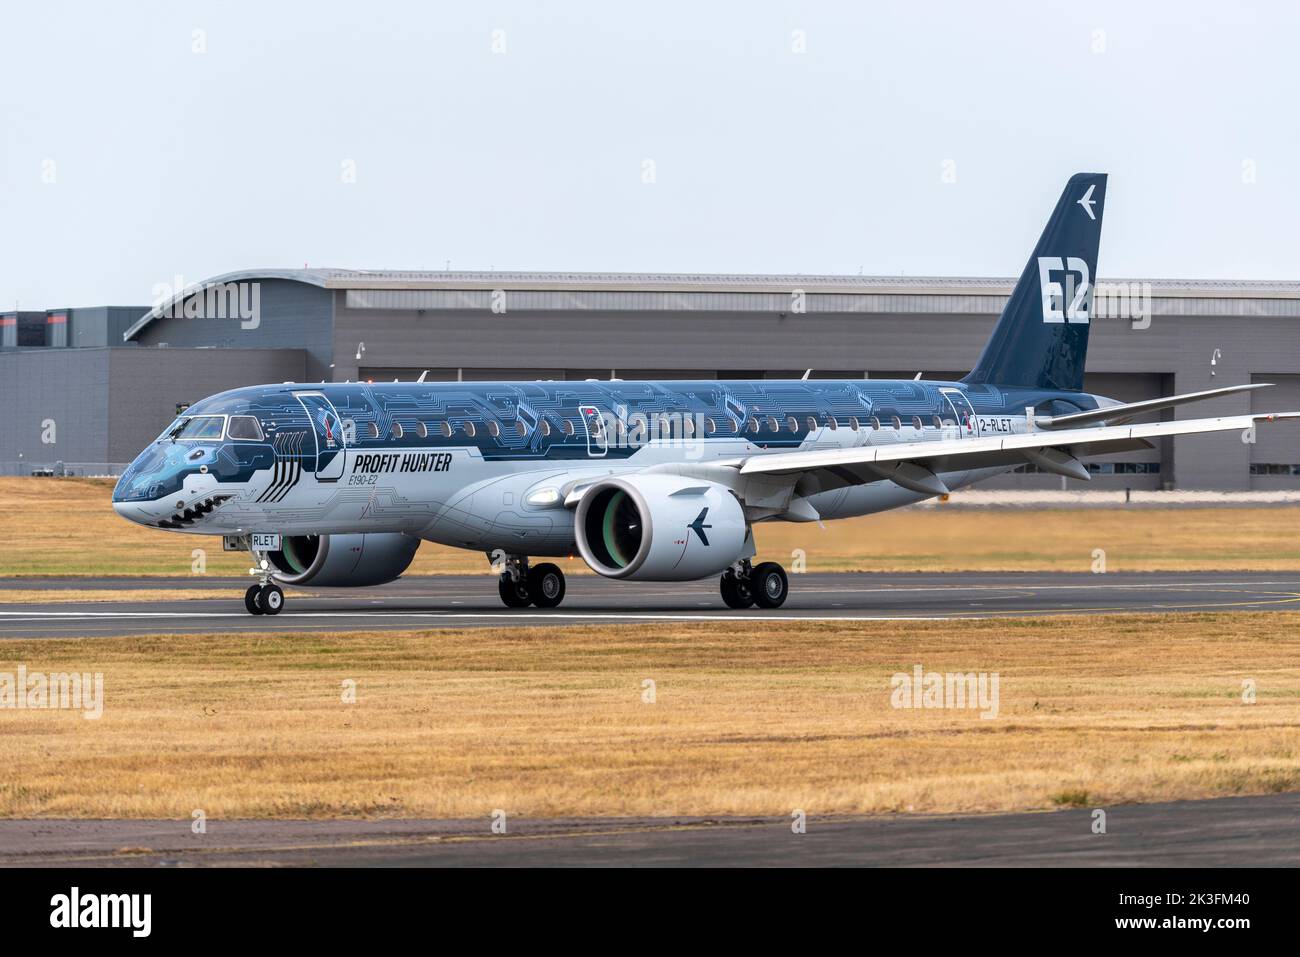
[1036,382,1273,428]
[733,411,1300,495]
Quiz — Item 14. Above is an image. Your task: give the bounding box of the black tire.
[751,562,789,609]
[259,583,285,616]
[720,570,755,609]
[244,584,264,616]
[498,573,532,608]
[528,563,566,608]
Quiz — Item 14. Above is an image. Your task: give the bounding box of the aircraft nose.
[112,500,154,527]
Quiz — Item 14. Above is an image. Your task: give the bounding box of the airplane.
[112,173,1299,615]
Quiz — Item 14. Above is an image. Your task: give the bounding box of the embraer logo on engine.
[688,508,712,546]
[351,452,453,473]
[1037,256,1091,324]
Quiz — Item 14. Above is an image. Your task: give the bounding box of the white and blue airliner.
[113,174,1298,614]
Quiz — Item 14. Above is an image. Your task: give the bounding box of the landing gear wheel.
[528,563,566,608]
[244,584,265,616]
[751,562,789,609]
[259,583,284,616]
[498,573,532,608]
[720,570,755,609]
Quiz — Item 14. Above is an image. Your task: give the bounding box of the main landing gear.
[244,582,284,616]
[495,554,567,609]
[720,560,789,609]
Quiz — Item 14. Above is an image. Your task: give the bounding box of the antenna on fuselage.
[801,369,812,380]
[914,372,923,380]
[417,370,428,382]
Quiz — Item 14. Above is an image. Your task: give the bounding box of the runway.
[1,571,1298,638]
[3,793,1297,866]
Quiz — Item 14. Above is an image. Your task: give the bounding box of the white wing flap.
[736,412,1300,477]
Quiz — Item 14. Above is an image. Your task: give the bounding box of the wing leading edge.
[733,411,1300,493]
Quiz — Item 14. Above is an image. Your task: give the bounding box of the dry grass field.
[3,476,1300,577]
[2,613,1297,819]
[0,589,243,604]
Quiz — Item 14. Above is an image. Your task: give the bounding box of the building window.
[1016,461,1161,475]
[1250,463,1300,475]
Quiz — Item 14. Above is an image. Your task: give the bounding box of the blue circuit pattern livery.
[109,173,1300,615]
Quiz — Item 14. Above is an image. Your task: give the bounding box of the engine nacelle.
[574,475,747,581]
[267,533,420,587]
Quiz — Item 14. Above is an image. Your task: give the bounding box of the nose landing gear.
[244,541,285,615]
[494,554,567,609]
[720,560,789,609]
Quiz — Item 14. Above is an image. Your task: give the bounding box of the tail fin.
[964,173,1107,392]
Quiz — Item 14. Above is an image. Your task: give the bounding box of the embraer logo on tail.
[1077,183,1097,220]
[688,508,712,546]
[1037,256,1091,324]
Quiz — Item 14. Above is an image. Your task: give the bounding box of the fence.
[0,461,129,478]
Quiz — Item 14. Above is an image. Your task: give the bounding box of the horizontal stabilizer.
[1039,383,1272,428]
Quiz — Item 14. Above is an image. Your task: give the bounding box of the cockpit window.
[167,415,226,441]
[156,417,186,441]
[227,415,265,441]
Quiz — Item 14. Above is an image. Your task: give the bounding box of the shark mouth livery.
[112,174,1300,615]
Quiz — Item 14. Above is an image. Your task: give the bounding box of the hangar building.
[2,268,1298,491]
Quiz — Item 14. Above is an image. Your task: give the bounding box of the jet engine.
[574,475,747,581]
[266,533,420,587]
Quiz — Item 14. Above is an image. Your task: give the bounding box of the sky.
[2,0,1298,308]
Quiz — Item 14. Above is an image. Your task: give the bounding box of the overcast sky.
[2,0,1297,308]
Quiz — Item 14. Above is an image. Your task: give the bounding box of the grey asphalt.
[3,793,1297,867]
[1,571,1298,638]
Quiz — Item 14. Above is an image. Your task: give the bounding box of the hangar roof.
[124,268,1300,341]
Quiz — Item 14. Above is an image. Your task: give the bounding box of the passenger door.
[294,392,348,481]
[579,405,608,457]
[939,388,978,438]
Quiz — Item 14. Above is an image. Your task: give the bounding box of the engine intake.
[575,475,746,581]
[267,533,420,587]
